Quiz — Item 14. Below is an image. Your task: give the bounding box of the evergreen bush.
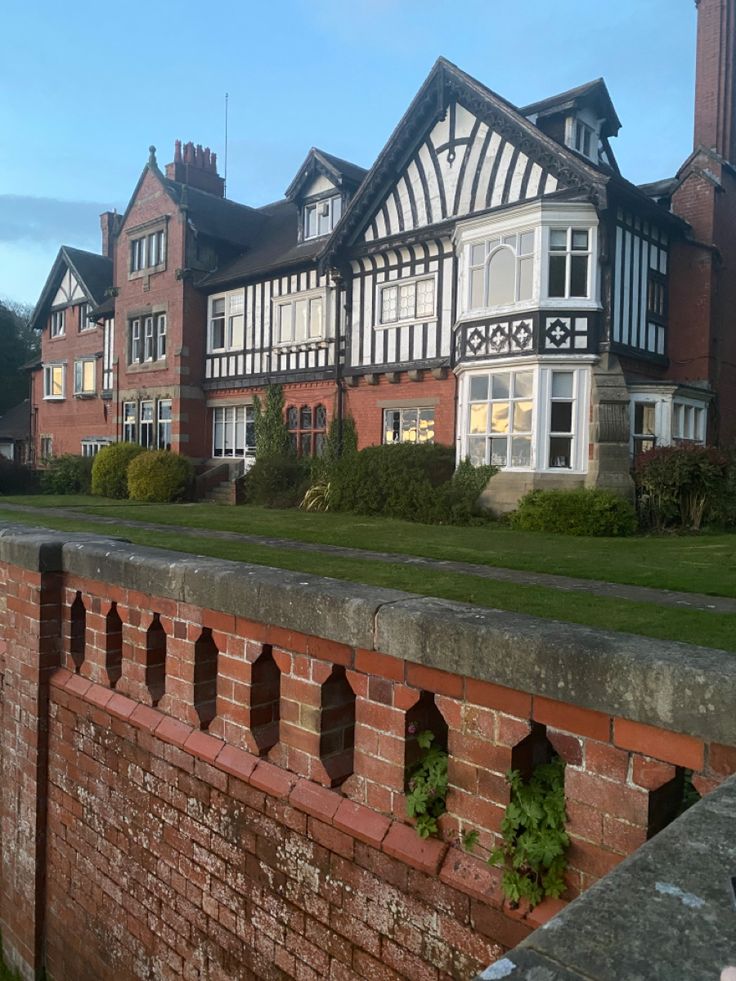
[127,450,194,503]
[40,454,93,495]
[253,384,292,458]
[91,442,145,499]
[511,488,637,537]
[242,454,311,508]
[634,444,730,530]
[0,459,39,495]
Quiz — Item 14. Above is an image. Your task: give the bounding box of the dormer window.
[573,119,595,158]
[303,194,342,239]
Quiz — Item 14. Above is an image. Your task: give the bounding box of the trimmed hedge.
[127,451,194,503]
[634,444,730,530]
[40,454,93,495]
[327,444,495,525]
[511,488,637,537]
[0,459,39,494]
[91,442,145,499]
[242,454,311,509]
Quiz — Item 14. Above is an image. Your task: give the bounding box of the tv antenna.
[224,91,229,198]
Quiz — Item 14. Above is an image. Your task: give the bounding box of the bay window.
[673,402,706,444]
[628,390,708,458]
[462,363,589,472]
[383,407,435,444]
[212,405,255,458]
[275,293,325,344]
[208,291,244,352]
[548,228,590,298]
[379,277,436,325]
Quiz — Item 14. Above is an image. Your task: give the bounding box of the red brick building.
[28,0,736,507]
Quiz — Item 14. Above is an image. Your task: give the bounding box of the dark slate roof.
[285,147,368,200]
[63,247,113,305]
[199,198,324,288]
[520,78,622,137]
[312,149,368,186]
[639,177,678,200]
[0,400,31,440]
[162,178,265,247]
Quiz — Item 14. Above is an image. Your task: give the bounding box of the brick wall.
[345,372,457,450]
[2,530,736,980]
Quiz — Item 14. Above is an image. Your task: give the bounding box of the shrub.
[91,442,145,499]
[253,385,292,459]
[709,451,736,528]
[634,444,730,531]
[511,488,637,537]
[0,459,39,495]
[242,454,311,508]
[40,454,93,495]
[329,443,456,521]
[127,451,194,503]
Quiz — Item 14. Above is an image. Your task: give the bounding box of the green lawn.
[3,494,736,597]
[1,498,735,652]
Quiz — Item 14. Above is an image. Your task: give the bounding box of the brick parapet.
[2,525,736,977]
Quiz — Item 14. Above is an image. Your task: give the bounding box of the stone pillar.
[585,353,635,499]
[0,533,64,979]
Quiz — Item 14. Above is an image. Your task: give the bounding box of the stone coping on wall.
[477,771,736,980]
[2,522,736,746]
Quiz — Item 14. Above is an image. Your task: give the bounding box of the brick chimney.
[165,140,225,197]
[100,210,122,259]
[694,0,736,162]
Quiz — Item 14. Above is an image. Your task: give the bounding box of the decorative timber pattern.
[612,207,669,358]
[204,268,335,384]
[456,311,597,362]
[362,101,562,243]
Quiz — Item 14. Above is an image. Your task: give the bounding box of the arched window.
[468,230,535,311]
[487,247,516,307]
[286,403,328,456]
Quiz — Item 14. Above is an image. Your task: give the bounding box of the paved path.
[1,502,734,614]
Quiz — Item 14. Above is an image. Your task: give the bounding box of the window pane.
[469,404,488,434]
[83,361,95,390]
[278,303,291,343]
[305,205,317,238]
[490,437,508,466]
[230,314,244,349]
[300,433,312,456]
[318,202,331,236]
[570,255,588,296]
[287,406,298,430]
[572,229,589,251]
[513,371,533,398]
[402,409,418,443]
[490,402,509,434]
[470,267,485,308]
[381,286,397,323]
[315,404,327,430]
[635,403,656,435]
[550,229,567,251]
[417,409,435,443]
[491,373,510,399]
[487,247,515,306]
[309,298,323,338]
[294,300,308,341]
[518,256,533,301]
[548,255,566,297]
[551,372,574,398]
[550,401,573,433]
[416,279,434,318]
[513,400,533,433]
[385,409,400,443]
[511,437,531,468]
[468,436,486,466]
[549,436,572,468]
[470,243,485,266]
[469,375,489,401]
[519,231,534,255]
[398,283,415,320]
[213,298,225,315]
[300,405,312,430]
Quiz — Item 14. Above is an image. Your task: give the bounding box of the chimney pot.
[174,139,182,163]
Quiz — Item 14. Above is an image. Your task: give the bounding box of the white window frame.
[628,388,709,457]
[43,363,65,400]
[156,313,167,359]
[464,231,536,316]
[382,406,436,444]
[103,318,114,391]
[144,316,155,361]
[376,273,438,328]
[73,358,96,396]
[130,319,142,363]
[78,302,94,332]
[303,194,342,240]
[40,435,53,459]
[80,439,111,458]
[546,226,592,300]
[139,400,154,448]
[212,404,256,458]
[123,401,137,443]
[274,289,326,346]
[672,399,707,444]
[207,290,245,353]
[458,359,591,474]
[50,310,65,338]
[130,229,166,273]
[157,399,172,450]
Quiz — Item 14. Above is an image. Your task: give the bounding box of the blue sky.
[0,0,698,307]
